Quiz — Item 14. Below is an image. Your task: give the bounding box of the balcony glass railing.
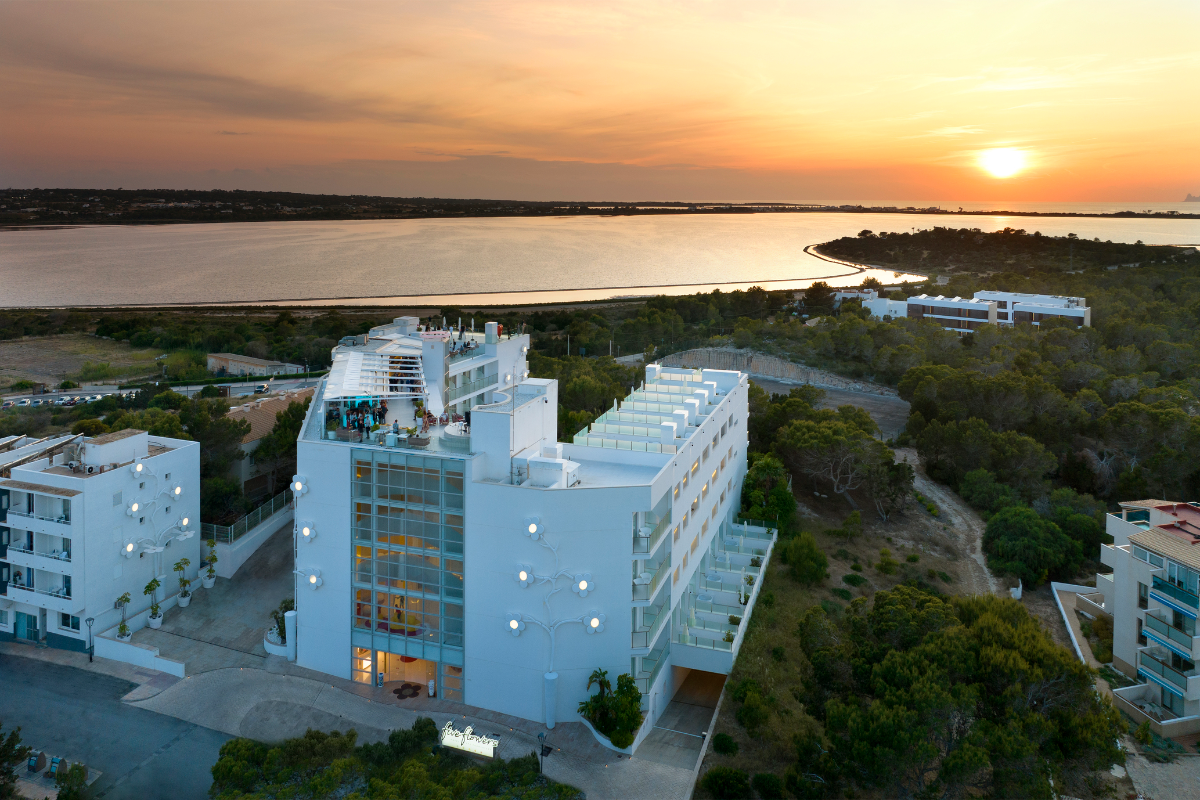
[447,373,498,402]
[635,642,669,694]
[633,559,669,601]
[633,515,670,555]
[1152,576,1200,609]
[675,629,733,652]
[1139,650,1196,690]
[1145,613,1195,650]
[631,603,669,649]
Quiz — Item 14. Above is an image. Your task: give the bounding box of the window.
[672,525,680,543]
[0,610,7,626]
[673,483,680,500]
[673,567,680,585]
[690,535,699,554]
[1138,582,1149,610]
[165,472,171,480]
[60,614,80,631]
[1137,618,1146,646]
[682,551,689,569]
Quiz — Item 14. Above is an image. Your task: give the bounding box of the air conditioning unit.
[86,465,97,474]
[67,461,78,470]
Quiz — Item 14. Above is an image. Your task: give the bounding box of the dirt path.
[896,447,999,596]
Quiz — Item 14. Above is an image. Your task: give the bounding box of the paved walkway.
[130,521,294,675]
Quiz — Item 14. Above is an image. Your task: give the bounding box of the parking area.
[636,670,724,771]
[131,520,294,675]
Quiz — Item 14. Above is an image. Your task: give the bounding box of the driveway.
[0,653,231,800]
[132,520,295,674]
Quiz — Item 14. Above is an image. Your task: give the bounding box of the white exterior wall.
[863,297,908,320]
[1,434,201,649]
[294,437,353,678]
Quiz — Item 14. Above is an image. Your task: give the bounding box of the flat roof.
[87,428,145,445]
[0,479,81,497]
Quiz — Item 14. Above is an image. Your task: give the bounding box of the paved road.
[0,652,231,799]
[1,376,318,404]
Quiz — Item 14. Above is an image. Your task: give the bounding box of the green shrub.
[728,615,743,626]
[937,571,953,583]
[877,548,900,575]
[609,729,634,748]
[833,548,852,560]
[842,573,866,587]
[712,732,738,755]
[819,599,843,617]
[851,562,863,572]
[771,646,786,662]
[759,591,775,609]
[906,553,920,563]
[830,587,852,601]
[752,772,785,799]
[781,531,828,585]
[702,767,751,800]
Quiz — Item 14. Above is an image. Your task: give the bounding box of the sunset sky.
[2,1,1198,202]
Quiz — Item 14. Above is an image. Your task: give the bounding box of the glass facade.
[349,449,466,699]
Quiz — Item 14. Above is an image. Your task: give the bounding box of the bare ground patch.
[0,333,161,390]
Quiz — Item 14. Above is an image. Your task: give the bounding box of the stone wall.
[659,348,898,397]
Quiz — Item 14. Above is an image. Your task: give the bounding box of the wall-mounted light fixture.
[125,500,141,517]
[299,521,317,542]
[292,475,309,496]
[515,564,535,587]
[130,460,146,476]
[171,485,183,498]
[571,573,594,598]
[295,567,322,588]
[523,517,543,540]
[506,613,525,636]
[584,612,606,635]
[121,539,137,559]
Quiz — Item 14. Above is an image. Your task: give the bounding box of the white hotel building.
[0,430,201,650]
[293,317,769,743]
[1087,501,1200,734]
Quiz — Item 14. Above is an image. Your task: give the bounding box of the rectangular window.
[673,566,680,585]
[1137,618,1146,646]
[0,610,7,626]
[1138,582,1149,610]
[60,613,80,631]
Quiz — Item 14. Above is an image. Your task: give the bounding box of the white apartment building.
[1091,501,1200,732]
[862,296,908,320]
[292,317,768,747]
[0,430,201,651]
[972,291,1090,327]
[905,294,998,335]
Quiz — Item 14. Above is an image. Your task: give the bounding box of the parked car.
[30,399,44,407]
[1,401,12,409]
[255,384,270,393]
[16,399,30,407]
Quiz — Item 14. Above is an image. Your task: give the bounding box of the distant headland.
[2,187,1198,226]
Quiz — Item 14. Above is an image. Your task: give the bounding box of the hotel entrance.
[378,652,436,687]
[352,646,464,701]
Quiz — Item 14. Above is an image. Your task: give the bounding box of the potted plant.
[174,557,192,608]
[202,539,217,588]
[144,577,163,628]
[269,598,296,644]
[116,592,132,641]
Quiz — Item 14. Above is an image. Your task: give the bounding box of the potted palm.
[202,539,217,588]
[116,592,132,641]
[174,557,192,608]
[145,577,163,628]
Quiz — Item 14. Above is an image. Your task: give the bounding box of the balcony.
[447,372,498,402]
[1144,612,1198,660]
[634,641,669,697]
[632,558,670,603]
[1151,576,1199,612]
[5,582,83,614]
[633,514,670,556]
[5,510,73,537]
[1138,647,1198,697]
[631,600,670,650]
[4,547,73,577]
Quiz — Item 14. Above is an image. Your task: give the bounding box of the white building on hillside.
[863,296,908,320]
[292,317,768,747]
[972,291,1090,327]
[905,294,998,335]
[0,430,200,651]
[1089,501,1200,731]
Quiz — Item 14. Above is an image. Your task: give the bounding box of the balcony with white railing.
[5,577,82,614]
[4,546,73,577]
[631,599,670,651]
[446,371,498,402]
[1144,612,1200,662]
[4,509,74,537]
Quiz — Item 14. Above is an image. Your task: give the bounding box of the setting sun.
[979,148,1028,179]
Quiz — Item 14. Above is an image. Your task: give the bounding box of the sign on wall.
[440,721,500,758]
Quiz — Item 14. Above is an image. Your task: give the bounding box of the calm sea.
[1,212,1197,308]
